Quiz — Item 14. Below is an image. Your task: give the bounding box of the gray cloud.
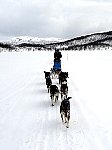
[0,0,112,40]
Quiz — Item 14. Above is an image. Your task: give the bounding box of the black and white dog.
[46,77,52,93]
[44,71,52,93]
[60,83,68,100]
[59,71,69,85]
[44,71,50,79]
[50,68,61,79]
[60,97,72,128]
[50,84,59,106]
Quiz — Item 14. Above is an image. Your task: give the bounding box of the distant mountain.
[8,36,66,45]
[0,30,112,51]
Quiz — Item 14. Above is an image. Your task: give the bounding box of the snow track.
[0,51,112,150]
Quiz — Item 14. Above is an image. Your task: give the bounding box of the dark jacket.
[54,51,62,61]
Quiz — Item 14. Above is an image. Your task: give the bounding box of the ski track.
[68,76,111,150]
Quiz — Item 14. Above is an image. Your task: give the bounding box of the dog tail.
[67,97,72,100]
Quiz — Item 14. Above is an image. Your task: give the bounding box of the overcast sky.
[0,0,112,40]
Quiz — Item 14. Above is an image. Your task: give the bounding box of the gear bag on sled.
[53,59,61,71]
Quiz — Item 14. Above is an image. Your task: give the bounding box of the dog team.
[44,49,72,128]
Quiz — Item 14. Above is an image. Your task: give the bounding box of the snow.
[0,50,112,150]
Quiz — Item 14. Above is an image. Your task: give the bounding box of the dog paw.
[62,120,64,123]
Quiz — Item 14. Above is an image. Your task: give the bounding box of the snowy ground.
[0,50,112,150]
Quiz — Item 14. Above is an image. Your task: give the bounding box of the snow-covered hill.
[0,50,112,150]
[8,36,66,45]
